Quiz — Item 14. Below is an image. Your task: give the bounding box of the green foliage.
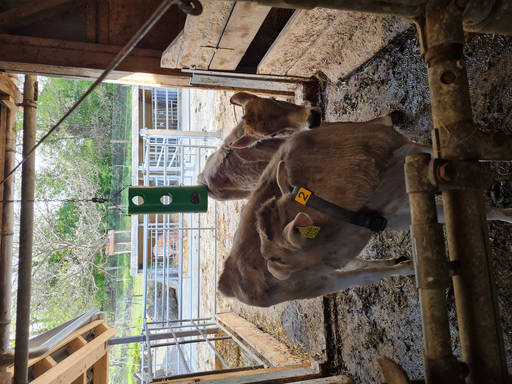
[11,77,128,335]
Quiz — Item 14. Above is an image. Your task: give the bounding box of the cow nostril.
[308,109,322,128]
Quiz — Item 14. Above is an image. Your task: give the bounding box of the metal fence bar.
[190,320,229,369]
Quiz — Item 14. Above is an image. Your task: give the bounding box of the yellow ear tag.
[297,226,321,239]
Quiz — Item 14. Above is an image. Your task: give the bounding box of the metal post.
[13,75,37,384]
[405,154,465,384]
[422,1,509,383]
[0,105,16,359]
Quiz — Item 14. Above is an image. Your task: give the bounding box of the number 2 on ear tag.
[297,226,321,239]
[295,187,312,205]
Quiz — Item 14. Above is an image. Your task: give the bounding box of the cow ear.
[292,212,314,228]
[230,92,258,106]
[286,212,314,243]
[277,161,292,195]
[267,260,291,280]
[230,135,259,148]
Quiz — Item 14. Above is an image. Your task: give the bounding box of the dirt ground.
[193,25,512,384]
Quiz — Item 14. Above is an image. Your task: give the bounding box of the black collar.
[291,186,387,232]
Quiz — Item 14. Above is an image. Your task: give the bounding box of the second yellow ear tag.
[297,226,321,239]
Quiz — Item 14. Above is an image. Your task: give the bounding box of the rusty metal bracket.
[17,100,37,108]
[428,159,492,190]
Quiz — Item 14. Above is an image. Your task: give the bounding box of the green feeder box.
[128,185,208,215]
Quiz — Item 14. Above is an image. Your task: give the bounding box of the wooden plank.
[93,352,109,384]
[0,0,89,29]
[69,335,88,355]
[209,2,271,71]
[7,320,105,374]
[108,0,142,47]
[34,356,57,378]
[0,34,191,86]
[217,313,304,368]
[31,328,116,384]
[293,377,355,384]
[71,373,87,384]
[86,0,97,43]
[0,372,11,384]
[0,73,22,104]
[0,371,11,384]
[159,365,314,383]
[177,1,234,70]
[190,74,297,93]
[94,322,110,337]
[257,8,340,76]
[97,0,109,44]
[161,30,184,69]
[287,12,411,81]
[0,95,21,112]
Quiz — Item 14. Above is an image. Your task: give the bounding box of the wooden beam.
[94,322,110,337]
[31,328,116,384]
[0,34,191,88]
[86,0,97,43]
[7,320,105,374]
[71,373,87,384]
[159,365,317,384]
[0,95,21,112]
[69,335,88,355]
[0,372,11,384]
[0,73,22,104]
[217,313,304,367]
[177,1,234,70]
[161,30,184,69]
[0,0,89,29]
[0,34,184,75]
[257,8,340,76]
[190,74,297,97]
[93,353,109,384]
[34,356,57,378]
[97,0,109,44]
[209,2,271,71]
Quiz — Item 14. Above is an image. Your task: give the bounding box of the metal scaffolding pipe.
[423,1,509,382]
[0,105,17,359]
[13,75,37,384]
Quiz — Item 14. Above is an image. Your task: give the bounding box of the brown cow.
[229,92,322,148]
[218,123,512,306]
[199,95,396,201]
[197,121,285,201]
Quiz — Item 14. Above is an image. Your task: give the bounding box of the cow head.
[255,161,322,280]
[229,92,322,148]
[197,121,285,201]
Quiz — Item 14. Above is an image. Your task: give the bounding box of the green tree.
[11,77,118,333]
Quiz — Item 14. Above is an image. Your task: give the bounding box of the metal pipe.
[405,154,464,384]
[423,1,509,383]
[0,106,16,360]
[13,74,37,384]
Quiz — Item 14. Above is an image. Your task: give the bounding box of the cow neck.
[291,186,387,232]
